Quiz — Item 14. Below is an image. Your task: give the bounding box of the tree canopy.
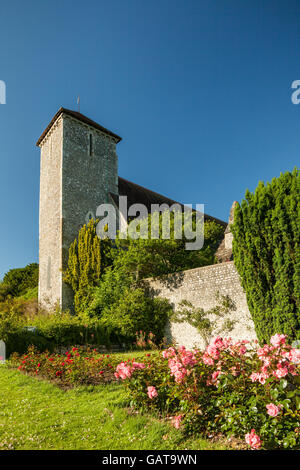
[0,263,39,300]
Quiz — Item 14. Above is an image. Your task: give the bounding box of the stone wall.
[38,116,63,310]
[145,261,257,349]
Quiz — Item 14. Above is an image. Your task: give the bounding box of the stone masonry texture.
[38,112,119,311]
[145,261,257,348]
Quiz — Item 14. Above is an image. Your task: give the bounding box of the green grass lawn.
[0,363,228,450]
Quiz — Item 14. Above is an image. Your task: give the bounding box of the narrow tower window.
[47,256,51,290]
[89,133,93,156]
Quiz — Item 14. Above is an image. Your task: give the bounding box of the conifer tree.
[64,219,109,314]
[232,168,300,343]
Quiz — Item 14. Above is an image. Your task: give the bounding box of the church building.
[36,107,227,311]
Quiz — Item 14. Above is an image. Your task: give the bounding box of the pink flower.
[257,345,271,358]
[132,362,146,370]
[115,362,133,380]
[273,367,288,379]
[222,337,233,349]
[238,345,247,355]
[289,348,300,364]
[174,369,186,383]
[147,386,158,399]
[261,365,269,374]
[212,370,221,381]
[210,336,225,349]
[231,340,248,356]
[263,357,271,367]
[270,334,287,348]
[171,415,183,429]
[245,429,262,449]
[250,372,268,384]
[258,373,268,384]
[180,350,197,367]
[206,345,220,360]
[207,370,222,385]
[202,353,214,366]
[266,403,281,417]
[162,347,176,359]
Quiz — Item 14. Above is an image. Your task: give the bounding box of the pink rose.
[212,371,220,381]
[266,403,281,417]
[206,345,220,360]
[245,429,261,449]
[257,345,271,358]
[273,367,288,379]
[132,362,146,370]
[289,348,300,364]
[171,415,183,429]
[250,372,268,384]
[147,386,158,399]
[115,362,133,380]
[162,347,176,359]
[210,336,224,350]
[180,350,197,367]
[270,334,287,348]
[202,353,214,366]
[174,369,186,383]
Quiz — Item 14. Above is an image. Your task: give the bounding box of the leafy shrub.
[115,334,300,449]
[10,346,119,386]
[87,264,172,343]
[232,168,300,343]
[20,287,38,300]
[134,331,158,350]
[0,311,115,357]
[98,288,172,344]
[87,264,133,317]
[0,263,38,301]
[111,215,225,282]
[0,295,38,318]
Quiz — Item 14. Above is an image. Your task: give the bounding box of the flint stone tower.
[37,107,121,310]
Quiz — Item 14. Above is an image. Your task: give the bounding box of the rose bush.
[114,335,300,450]
[10,346,119,386]
[10,334,300,449]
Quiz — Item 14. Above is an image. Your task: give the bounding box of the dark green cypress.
[232,168,300,344]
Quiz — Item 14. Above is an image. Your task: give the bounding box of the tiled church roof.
[36,107,122,146]
[109,177,227,226]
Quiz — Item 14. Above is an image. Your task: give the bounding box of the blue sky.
[0,0,299,279]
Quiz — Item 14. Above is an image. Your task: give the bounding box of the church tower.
[37,108,121,311]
